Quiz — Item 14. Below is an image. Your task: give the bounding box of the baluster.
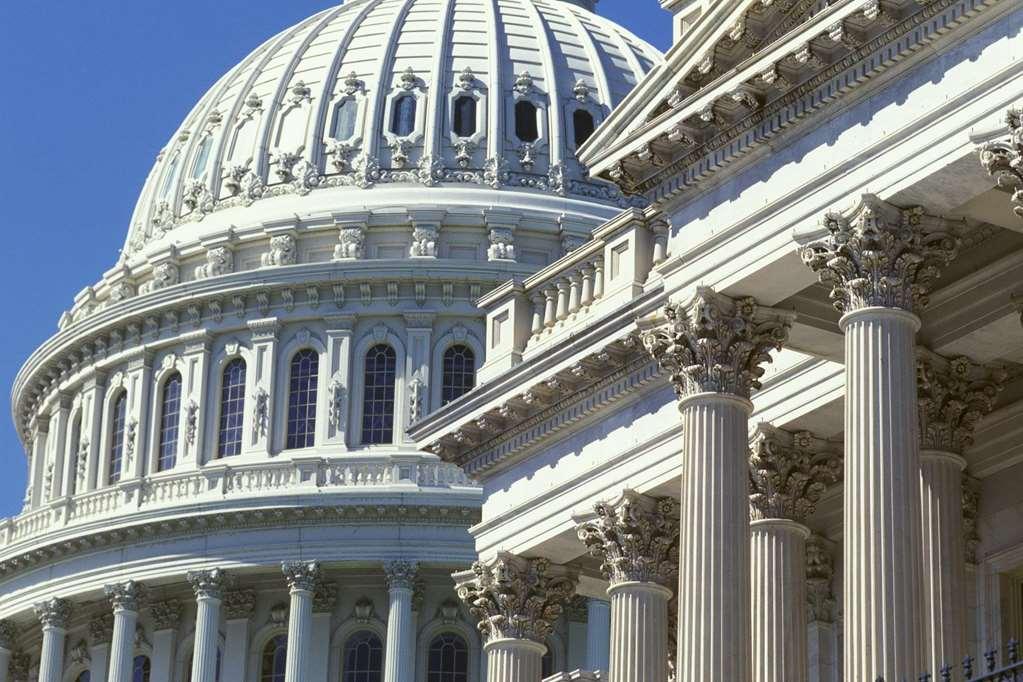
[593,257,605,300]
[555,280,569,321]
[1009,638,1019,664]
[651,218,668,265]
[543,287,557,328]
[986,648,997,673]
[568,273,581,315]
[530,293,545,335]
[939,665,951,682]
[962,656,973,680]
[919,673,931,682]
[580,265,594,307]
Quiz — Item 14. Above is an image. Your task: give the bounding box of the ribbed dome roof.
[124,0,661,256]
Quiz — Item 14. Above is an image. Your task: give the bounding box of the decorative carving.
[454,553,578,644]
[269,602,289,626]
[748,425,843,522]
[105,580,147,612]
[0,619,17,650]
[325,138,357,172]
[182,178,214,218]
[806,536,836,623]
[513,71,534,95]
[314,582,338,613]
[482,156,509,189]
[384,560,420,590]
[334,224,366,260]
[412,575,427,613]
[150,600,182,630]
[224,590,257,620]
[140,263,180,294]
[253,387,269,440]
[34,597,73,629]
[797,195,960,313]
[195,247,233,279]
[188,568,231,600]
[410,224,438,257]
[353,597,375,623]
[261,234,297,267]
[963,475,981,564]
[640,287,794,400]
[572,79,591,102]
[71,639,91,665]
[9,652,29,682]
[342,71,364,96]
[437,599,461,623]
[454,139,476,168]
[408,378,425,424]
[282,560,321,592]
[89,613,114,643]
[575,490,680,587]
[565,595,588,622]
[457,66,476,91]
[124,418,138,470]
[328,374,347,428]
[488,228,515,261]
[399,66,419,91]
[978,106,1023,219]
[917,350,1006,454]
[185,400,198,446]
[222,160,264,204]
[517,142,537,171]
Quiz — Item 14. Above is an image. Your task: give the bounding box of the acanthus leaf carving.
[282,560,321,592]
[261,235,297,268]
[384,560,420,590]
[978,106,1023,220]
[917,349,1006,454]
[195,247,233,279]
[748,425,842,523]
[806,535,836,623]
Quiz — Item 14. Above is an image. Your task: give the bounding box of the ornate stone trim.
[917,348,1006,454]
[105,580,147,612]
[978,105,1023,220]
[797,195,959,314]
[0,619,17,650]
[574,490,679,587]
[748,425,842,523]
[384,560,420,590]
[454,553,578,644]
[640,287,794,399]
[223,590,257,620]
[150,600,183,630]
[963,475,981,565]
[34,597,72,629]
[282,560,320,592]
[806,535,836,624]
[89,613,114,643]
[187,568,231,600]
[313,583,338,613]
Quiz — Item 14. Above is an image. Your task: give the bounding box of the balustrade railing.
[878,640,1022,682]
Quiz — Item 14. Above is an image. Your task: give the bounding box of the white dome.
[125,0,661,255]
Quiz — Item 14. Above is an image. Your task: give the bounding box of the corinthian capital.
[749,425,842,523]
[454,553,578,644]
[574,490,679,588]
[796,194,960,313]
[917,349,1006,454]
[384,560,420,590]
[806,535,836,623]
[978,106,1023,220]
[34,597,73,629]
[105,580,146,612]
[187,568,232,600]
[282,560,321,592]
[640,288,795,400]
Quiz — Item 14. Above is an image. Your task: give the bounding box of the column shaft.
[384,585,414,682]
[676,394,752,682]
[843,308,926,680]
[191,596,223,682]
[108,607,139,682]
[608,583,671,682]
[920,451,968,673]
[284,589,313,682]
[38,625,67,682]
[751,519,810,682]
[584,599,610,673]
[485,639,545,682]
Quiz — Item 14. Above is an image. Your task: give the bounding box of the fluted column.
[748,426,842,682]
[384,561,418,682]
[641,287,795,682]
[575,491,679,682]
[35,598,72,682]
[584,599,610,673]
[188,569,230,682]
[0,620,17,682]
[282,561,320,682]
[455,553,578,682]
[917,350,1005,673]
[798,194,960,681]
[105,581,146,682]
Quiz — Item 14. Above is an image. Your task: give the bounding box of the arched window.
[343,631,384,682]
[427,633,469,682]
[157,373,182,472]
[573,109,596,148]
[260,635,288,682]
[332,99,358,140]
[286,349,319,450]
[441,345,475,406]
[191,136,214,179]
[453,96,477,137]
[515,101,539,142]
[108,392,128,485]
[132,655,151,682]
[362,345,397,445]
[76,672,91,682]
[68,413,82,495]
[391,95,417,137]
[218,359,247,458]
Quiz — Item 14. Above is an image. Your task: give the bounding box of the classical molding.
[917,348,1007,454]
[105,580,146,612]
[187,568,231,600]
[640,287,794,400]
[313,582,338,613]
[150,600,183,630]
[282,560,320,592]
[806,535,836,624]
[34,597,73,629]
[748,424,842,523]
[454,553,578,644]
[978,105,1023,220]
[384,560,420,591]
[963,475,982,565]
[796,195,960,314]
[223,590,257,620]
[574,490,679,588]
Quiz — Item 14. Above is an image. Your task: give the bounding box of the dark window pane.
[391,95,416,136]
[362,345,396,445]
[333,99,358,140]
[441,345,476,406]
[77,672,92,682]
[132,655,151,682]
[108,392,128,485]
[261,635,288,682]
[286,349,319,450]
[453,96,477,137]
[573,109,596,148]
[515,100,539,142]
[427,633,469,682]
[157,373,182,471]
[218,359,247,458]
[343,631,383,682]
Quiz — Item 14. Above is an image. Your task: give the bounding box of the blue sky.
[0,1,670,519]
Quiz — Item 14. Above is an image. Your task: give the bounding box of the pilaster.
[321,316,355,448]
[80,373,107,494]
[222,590,256,682]
[179,331,212,468]
[245,318,279,456]
[148,600,182,682]
[404,314,434,431]
[45,396,72,501]
[310,583,336,682]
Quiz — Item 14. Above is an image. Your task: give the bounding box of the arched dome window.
[427,633,469,682]
[332,99,358,141]
[108,391,128,485]
[342,630,383,682]
[157,372,182,472]
[453,96,477,137]
[391,95,417,137]
[286,349,319,450]
[441,345,475,406]
[191,136,214,179]
[217,359,247,458]
[260,635,288,682]
[515,101,539,143]
[133,655,151,682]
[362,345,397,445]
[68,412,82,495]
[573,109,596,148]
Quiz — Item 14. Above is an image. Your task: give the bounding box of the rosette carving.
[574,490,679,587]
[806,535,836,623]
[282,560,321,592]
[105,580,147,612]
[454,553,578,644]
[187,568,231,600]
[34,597,73,629]
[640,287,794,400]
[917,349,1006,454]
[748,425,842,522]
[978,106,1023,219]
[384,560,420,590]
[796,194,959,313]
